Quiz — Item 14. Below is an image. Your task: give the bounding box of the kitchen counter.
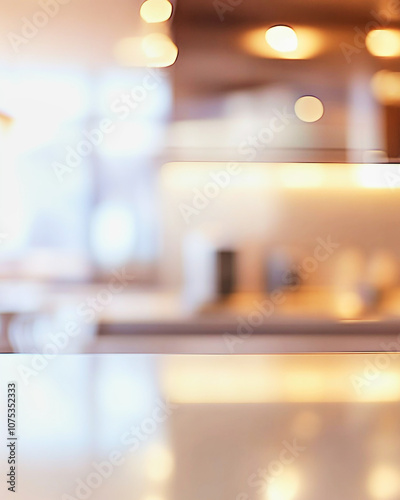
[1,282,400,353]
[1,353,400,500]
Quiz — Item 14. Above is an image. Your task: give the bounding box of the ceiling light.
[265,25,298,52]
[240,26,325,60]
[295,96,324,123]
[366,29,400,57]
[140,0,173,23]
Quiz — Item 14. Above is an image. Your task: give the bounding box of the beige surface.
[1,353,400,500]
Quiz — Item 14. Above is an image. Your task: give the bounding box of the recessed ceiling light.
[241,26,324,60]
[140,0,173,23]
[295,96,324,123]
[265,25,298,53]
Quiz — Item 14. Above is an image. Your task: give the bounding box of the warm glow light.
[367,464,400,499]
[114,34,178,67]
[295,96,324,123]
[371,70,400,105]
[143,495,166,500]
[265,25,298,52]
[143,493,165,500]
[240,26,325,60]
[140,0,173,23]
[145,444,174,482]
[114,37,147,66]
[266,468,300,500]
[355,164,389,188]
[0,112,13,129]
[366,29,400,57]
[280,165,323,188]
[162,162,400,191]
[363,372,400,403]
[161,161,273,190]
[334,291,364,319]
[162,355,400,403]
[142,33,178,67]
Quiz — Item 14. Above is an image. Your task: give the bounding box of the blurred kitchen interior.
[1,0,400,353]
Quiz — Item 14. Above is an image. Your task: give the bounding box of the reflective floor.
[1,353,400,500]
